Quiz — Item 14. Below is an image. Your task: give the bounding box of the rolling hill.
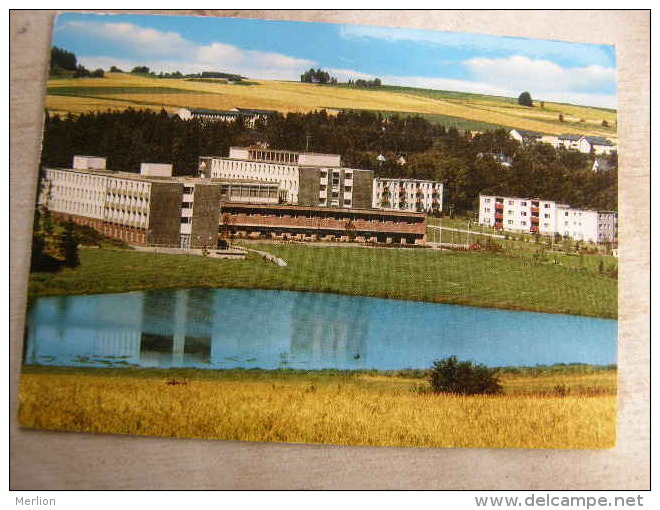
[46,73,617,140]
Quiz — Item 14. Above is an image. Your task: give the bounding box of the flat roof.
[375,177,442,183]
[45,166,279,186]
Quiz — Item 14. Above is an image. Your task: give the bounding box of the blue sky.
[53,12,617,108]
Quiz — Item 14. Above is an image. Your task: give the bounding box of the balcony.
[530,225,539,233]
[494,202,504,210]
[531,206,539,213]
[494,212,503,219]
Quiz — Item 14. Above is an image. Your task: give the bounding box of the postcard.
[18,11,618,449]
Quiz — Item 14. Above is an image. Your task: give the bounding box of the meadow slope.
[46,73,617,139]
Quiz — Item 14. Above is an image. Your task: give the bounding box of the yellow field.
[18,368,617,449]
[45,73,616,139]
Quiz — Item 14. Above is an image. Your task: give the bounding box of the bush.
[429,356,502,395]
[517,91,533,107]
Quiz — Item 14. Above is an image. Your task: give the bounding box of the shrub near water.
[430,356,503,395]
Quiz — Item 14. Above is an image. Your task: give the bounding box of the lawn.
[18,365,617,449]
[28,244,617,318]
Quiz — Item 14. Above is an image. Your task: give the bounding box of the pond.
[24,288,617,370]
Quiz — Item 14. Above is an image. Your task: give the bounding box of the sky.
[52,12,618,109]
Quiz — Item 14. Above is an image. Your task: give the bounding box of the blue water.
[24,289,617,370]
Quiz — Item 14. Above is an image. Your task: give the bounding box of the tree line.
[39,108,617,214]
[50,46,104,78]
[300,68,336,84]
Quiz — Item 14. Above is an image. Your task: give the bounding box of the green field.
[28,244,617,318]
[18,365,617,448]
[45,73,617,139]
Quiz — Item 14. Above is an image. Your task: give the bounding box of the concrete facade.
[201,146,374,208]
[479,194,618,244]
[373,178,443,214]
[40,157,280,249]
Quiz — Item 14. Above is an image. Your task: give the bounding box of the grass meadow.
[28,244,617,318]
[45,73,616,139]
[18,365,617,449]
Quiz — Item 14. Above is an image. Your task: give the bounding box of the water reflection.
[24,289,617,370]
[291,292,368,367]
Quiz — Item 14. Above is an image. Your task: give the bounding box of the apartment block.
[372,178,443,214]
[479,194,617,244]
[40,156,279,249]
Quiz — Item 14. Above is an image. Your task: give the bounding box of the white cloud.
[326,67,376,82]
[62,20,616,108]
[372,73,616,109]
[339,24,615,68]
[465,55,616,94]
[60,20,316,79]
[59,21,194,59]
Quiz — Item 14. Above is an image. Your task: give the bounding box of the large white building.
[479,194,617,244]
[372,178,443,214]
[39,156,279,248]
[199,147,374,209]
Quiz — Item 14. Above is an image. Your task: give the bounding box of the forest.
[39,108,617,214]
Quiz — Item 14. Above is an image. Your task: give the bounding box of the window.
[508,200,514,205]
[521,201,527,206]
[521,211,527,216]
[521,221,527,226]
[344,186,352,192]
[181,217,192,224]
[485,208,491,213]
[544,214,550,218]
[484,198,491,203]
[544,204,551,208]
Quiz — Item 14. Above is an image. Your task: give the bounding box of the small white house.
[510,129,542,145]
[579,136,616,155]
